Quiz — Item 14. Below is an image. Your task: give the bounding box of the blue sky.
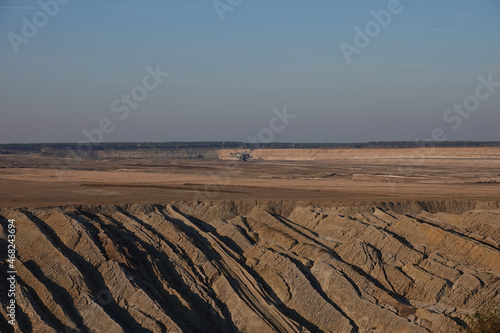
[1,0,499,143]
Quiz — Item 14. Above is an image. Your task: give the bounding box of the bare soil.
[0,147,499,208]
[1,147,500,332]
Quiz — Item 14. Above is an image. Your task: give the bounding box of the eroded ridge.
[1,201,499,332]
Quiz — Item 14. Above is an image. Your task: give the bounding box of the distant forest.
[1,141,500,153]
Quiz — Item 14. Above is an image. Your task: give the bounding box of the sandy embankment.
[218,147,500,160]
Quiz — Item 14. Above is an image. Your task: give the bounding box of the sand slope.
[1,201,499,332]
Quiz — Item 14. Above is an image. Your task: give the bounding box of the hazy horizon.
[1,0,500,144]
[2,140,500,146]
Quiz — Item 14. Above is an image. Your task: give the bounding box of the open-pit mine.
[0,146,499,332]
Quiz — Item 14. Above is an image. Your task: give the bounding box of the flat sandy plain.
[1,147,499,207]
[1,147,500,332]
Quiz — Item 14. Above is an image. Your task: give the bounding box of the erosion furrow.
[0,201,498,332]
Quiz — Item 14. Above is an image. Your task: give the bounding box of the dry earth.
[1,147,500,207]
[0,148,499,332]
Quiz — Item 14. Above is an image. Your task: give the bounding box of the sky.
[1,0,499,143]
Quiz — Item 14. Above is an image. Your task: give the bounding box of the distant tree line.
[1,141,499,153]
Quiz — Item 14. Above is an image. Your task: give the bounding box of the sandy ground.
[1,148,500,332]
[1,147,499,208]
